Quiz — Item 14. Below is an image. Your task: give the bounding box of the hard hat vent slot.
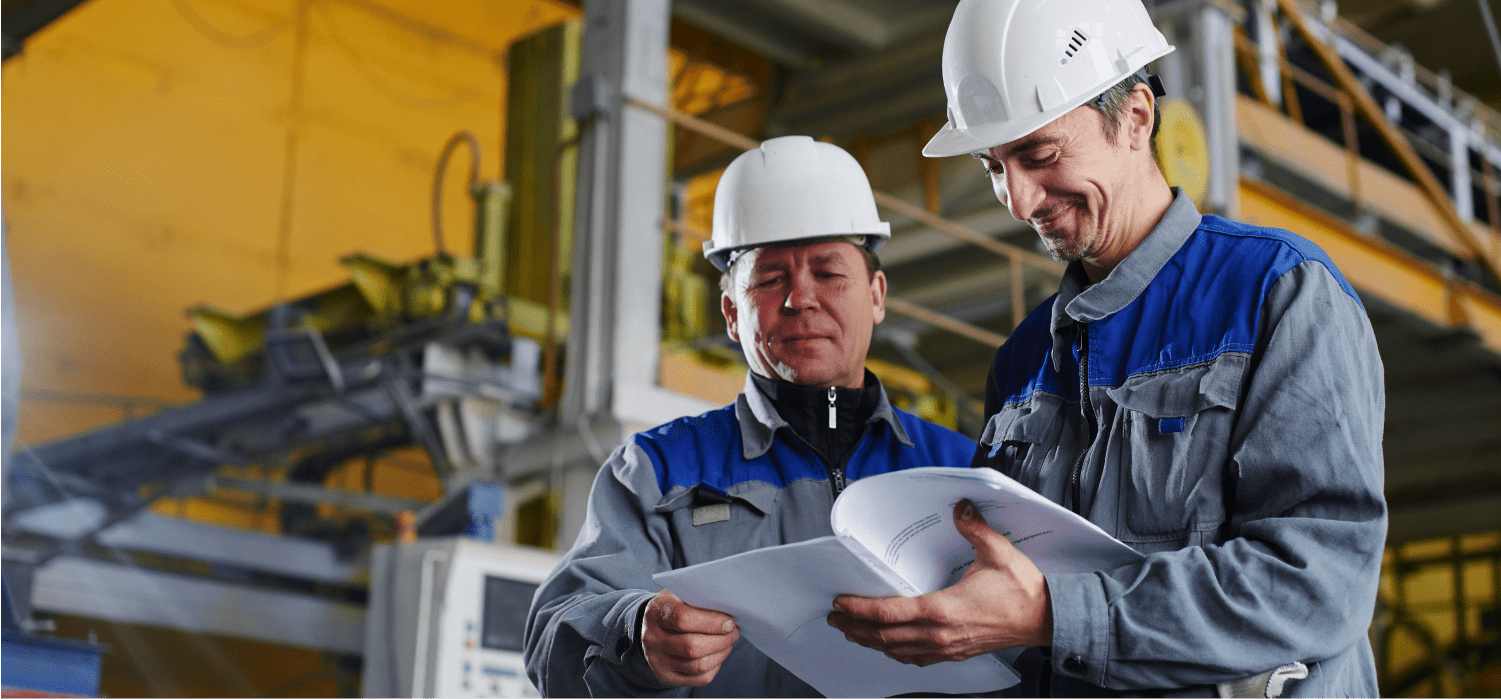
[1062,28,1090,64]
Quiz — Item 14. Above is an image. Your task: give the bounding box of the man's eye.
[981,162,1003,176]
[1022,152,1057,168]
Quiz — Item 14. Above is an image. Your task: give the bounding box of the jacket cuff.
[1046,572,1111,687]
[584,592,671,693]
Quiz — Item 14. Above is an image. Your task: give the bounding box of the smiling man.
[827,0,1388,697]
[524,135,976,697]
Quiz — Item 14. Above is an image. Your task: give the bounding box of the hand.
[642,589,740,686]
[826,499,1053,666]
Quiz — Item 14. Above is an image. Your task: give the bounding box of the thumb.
[952,499,1015,566]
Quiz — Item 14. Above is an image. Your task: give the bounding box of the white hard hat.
[703,135,891,271]
[923,0,1175,158]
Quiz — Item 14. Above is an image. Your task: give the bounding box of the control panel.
[363,537,561,698]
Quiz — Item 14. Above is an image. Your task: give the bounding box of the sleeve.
[1045,260,1387,690]
[523,440,686,698]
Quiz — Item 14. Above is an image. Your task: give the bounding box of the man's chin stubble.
[1041,235,1090,263]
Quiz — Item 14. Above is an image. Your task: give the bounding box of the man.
[827,0,1387,696]
[524,135,977,696]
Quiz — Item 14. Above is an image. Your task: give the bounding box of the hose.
[430,131,482,256]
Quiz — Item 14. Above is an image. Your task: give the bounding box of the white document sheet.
[834,467,1145,592]
[654,536,1019,697]
[652,467,1144,697]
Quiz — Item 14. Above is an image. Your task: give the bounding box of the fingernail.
[960,501,976,520]
[722,619,734,633]
[831,599,846,613]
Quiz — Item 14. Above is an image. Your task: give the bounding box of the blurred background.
[2,0,1499,695]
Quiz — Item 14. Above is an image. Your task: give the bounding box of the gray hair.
[1088,73,1160,145]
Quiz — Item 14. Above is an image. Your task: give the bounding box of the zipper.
[830,424,870,499]
[827,387,838,429]
[1069,323,1098,514]
[785,427,855,498]
[787,387,860,499]
[827,387,844,494]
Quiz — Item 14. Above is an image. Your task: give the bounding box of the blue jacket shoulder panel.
[632,403,976,494]
[631,404,817,494]
[990,215,1364,402]
[1196,215,1362,307]
[847,410,977,481]
[991,293,1078,408]
[1093,215,1362,385]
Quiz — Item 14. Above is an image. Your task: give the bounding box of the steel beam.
[208,477,426,517]
[30,556,364,654]
[670,0,810,67]
[566,0,678,426]
[92,512,364,585]
[1239,178,1501,355]
[1150,0,1245,216]
[741,0,890,51]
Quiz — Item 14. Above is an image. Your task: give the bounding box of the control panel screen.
[480,575,539,652]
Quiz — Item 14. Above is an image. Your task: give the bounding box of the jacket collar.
[1051,188,1201,370]
[734,371,912,460]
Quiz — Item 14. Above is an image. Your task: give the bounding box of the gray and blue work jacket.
[975,190,1387,697]
[524,374,976,697]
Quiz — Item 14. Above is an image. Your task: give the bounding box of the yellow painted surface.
[4,0,577,448]
[659,350,746,407]
[1240,183,1442,318]
[1237,95,1501,266]
[1380,533,1501,697]
[1242,178,1501,354]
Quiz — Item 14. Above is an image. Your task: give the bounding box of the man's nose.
[782,272,818,312]
[1001,170,1044,222]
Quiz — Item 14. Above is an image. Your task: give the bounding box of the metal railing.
[1245,0,1501,283]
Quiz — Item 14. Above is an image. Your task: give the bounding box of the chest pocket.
[977,393,1067,493]
[1105,353,1247,546]
[654,482,777,567]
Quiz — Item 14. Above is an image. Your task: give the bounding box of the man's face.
[975,101,1143,263]
[721,240,887,389]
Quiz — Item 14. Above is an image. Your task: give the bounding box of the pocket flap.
[653,481,777,516]
[1105,353,1247,418]
[980,393,1066,446]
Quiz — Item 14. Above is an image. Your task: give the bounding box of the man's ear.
[869,271,887,325]
[1126,82,1156,152]
[722,292,741,342]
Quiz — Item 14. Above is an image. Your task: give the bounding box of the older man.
[828,1,1387,697]
[524,135,976,697]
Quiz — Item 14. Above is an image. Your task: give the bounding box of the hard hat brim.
[702,229,890,272]
[923,44,1175,158]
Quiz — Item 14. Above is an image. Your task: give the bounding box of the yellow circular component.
[1154,98,1211,208]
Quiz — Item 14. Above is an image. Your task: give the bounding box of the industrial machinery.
[3,127,547,547]
[0,127,568,681]
[361,537,561,698]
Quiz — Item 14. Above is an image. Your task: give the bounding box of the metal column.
[564,0,716,428]
[564,0,710,431]
[1152,0,1243,217]
[556,0,714,548]
[1199,1,1242,217]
